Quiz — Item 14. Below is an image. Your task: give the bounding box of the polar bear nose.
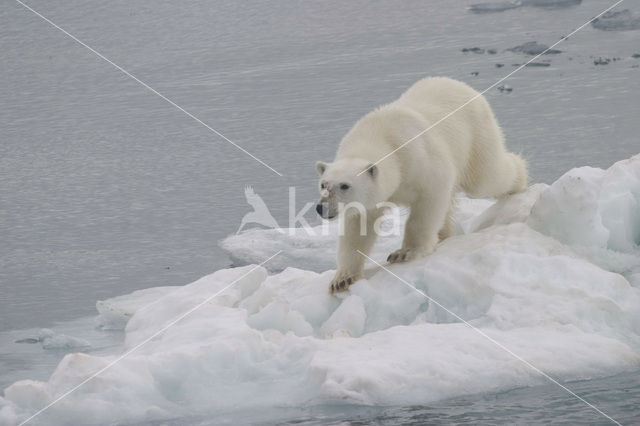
[316,203,325,216]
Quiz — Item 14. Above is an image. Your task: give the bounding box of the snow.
[2,154,640,425]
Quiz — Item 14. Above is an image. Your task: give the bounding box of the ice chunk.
[508,41,561,55]
[521,0,581,9]
[320,295,367,338]
[469,1,522,14]
[220,223,345,273]
[15,329,91,351]
[467,183,548,232]
[592,9,640,32]
[461,47,486,54]
[221,200,492,272]
[530,167,610,246]
[599,157,640,252]
[528,155,640,253]
[14,338,40,344]
[468,0,580,14]
[96,286,179,330]
[247,300,314,337]
[41,335,91,351]
[37,329,54,340]
[525,62,551,67]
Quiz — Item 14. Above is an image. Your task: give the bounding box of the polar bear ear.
[316,161,328,175]
[366,164,378,178]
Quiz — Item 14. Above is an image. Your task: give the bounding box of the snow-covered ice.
[95,286,179,331]
[220,198,492,274]
[2,154,640,425]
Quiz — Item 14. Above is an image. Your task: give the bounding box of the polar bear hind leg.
[462,129,528,199]
[471,151,528,198]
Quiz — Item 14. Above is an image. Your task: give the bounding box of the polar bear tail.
[466,151,528,198]
[506,152,528,195]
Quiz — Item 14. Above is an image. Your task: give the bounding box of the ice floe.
[1,154,639,425]
[592,9,640,32]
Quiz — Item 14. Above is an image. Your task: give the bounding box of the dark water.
[297,371,640,425]
[1,0,639,424]
[137,371,640,425]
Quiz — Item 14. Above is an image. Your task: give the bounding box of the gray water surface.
[136,370,640,425]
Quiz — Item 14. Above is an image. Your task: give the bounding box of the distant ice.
[469,0,580,14]
[15,329,91,352]
[525,62,551,67]
[41,334,91,352]
[521,0,581,9]
[508,41,561,55]
[461,47,486,54]
[592,9,640,32]
[461,47,499,56]
[1,154,639,425]
[469,1,522,14]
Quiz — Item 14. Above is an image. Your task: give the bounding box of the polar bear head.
[315,158,379,220]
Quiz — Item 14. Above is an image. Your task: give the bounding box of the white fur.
[316,77,528,293]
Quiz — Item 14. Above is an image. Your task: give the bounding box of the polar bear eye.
[320,182,327,189]
[340,183,350,191]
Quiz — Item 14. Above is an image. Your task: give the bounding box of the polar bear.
[315,77,527,293]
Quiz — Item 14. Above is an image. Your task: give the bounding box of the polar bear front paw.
[329,272,361,294]
[387,248,427,264]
